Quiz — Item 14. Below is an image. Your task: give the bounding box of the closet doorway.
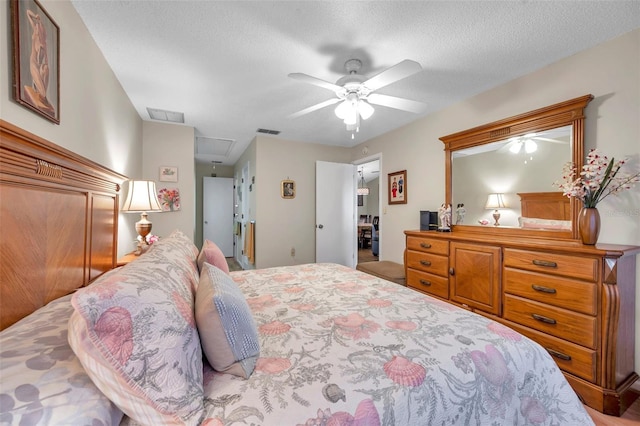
[203,177,234,256]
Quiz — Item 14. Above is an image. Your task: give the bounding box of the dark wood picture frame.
[388,170,407,205]
[11,0,60,124]
[281,179,295,199]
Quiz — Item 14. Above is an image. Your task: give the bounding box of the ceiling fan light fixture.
[524,139,538,153]
[334,100,350,119]
[509,141,522,154]
[359,100,374,120]
[344,109,357,125]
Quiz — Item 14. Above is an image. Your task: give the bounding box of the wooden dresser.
[404,229,639,416]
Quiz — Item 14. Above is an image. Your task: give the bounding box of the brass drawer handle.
[420,243,432,249]
[419,279,432,286]
[532,313,557,325]
[532,284,557,294]
[532,259,558,268]
[546,348,572,361]
[420,260,432,266]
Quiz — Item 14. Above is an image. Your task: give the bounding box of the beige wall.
[243,135,350,269]
[141,121,196,243]
[351,28,640,375]
[0,0,143,256]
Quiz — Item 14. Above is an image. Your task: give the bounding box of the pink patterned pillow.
[197,239,230,274]
[68,230,204,425]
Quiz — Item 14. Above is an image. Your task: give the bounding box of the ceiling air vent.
[196,136,235,157]
[256,128,281,135]
[147,107,185,123]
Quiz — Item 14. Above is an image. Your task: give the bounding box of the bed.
[517,192,572,231]
[0,121,594,425]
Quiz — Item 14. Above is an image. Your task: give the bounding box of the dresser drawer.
[504,320,597,383]
[503,295,596,349]
[407,269,448,299]
[503,268,597,316]
[406,250,448,277]
[503,248,598,282]
[406,236,449,256]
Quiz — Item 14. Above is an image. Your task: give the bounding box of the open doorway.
[355,158,380,265]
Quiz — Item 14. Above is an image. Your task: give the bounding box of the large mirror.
[440,94,593,240]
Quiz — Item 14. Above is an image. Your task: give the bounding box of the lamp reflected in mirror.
[485,193,506,226]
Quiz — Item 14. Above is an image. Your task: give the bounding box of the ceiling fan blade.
[362,59,422,92]
[534,137,566,144]
[367,94,428,114]
[288,73,345,94]
[288,98,340,119]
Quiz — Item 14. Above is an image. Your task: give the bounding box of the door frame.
[353,153,382,259]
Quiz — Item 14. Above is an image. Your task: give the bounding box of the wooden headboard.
[0,120,126,330]
[518,191,571,220]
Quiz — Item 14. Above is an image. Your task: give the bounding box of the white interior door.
[316,161,356,267]
[203,177,234,256]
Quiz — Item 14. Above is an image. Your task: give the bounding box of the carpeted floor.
[358,247,378,264]
[226,257,243,271]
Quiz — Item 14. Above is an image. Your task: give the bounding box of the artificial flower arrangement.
[134,234,159,255]
[554,149,639,208]
[137,234,159,245]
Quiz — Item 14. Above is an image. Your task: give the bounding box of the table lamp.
[485,193,506,226]
[121,180,162,251]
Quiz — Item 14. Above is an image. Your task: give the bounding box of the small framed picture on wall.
[388,170,407,205]
[281,180,295,199]
[159,166,178,182]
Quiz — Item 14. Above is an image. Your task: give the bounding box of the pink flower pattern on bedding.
[197,263,594,426]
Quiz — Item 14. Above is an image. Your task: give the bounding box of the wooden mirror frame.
[440,94,593,240]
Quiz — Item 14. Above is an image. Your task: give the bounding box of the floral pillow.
[0,294,123,425]
[197,239,229,274]
[68,230,204,425]
[195,263,260,378]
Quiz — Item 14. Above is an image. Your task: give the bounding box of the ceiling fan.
[499,128,571,155]
[288,59,428,133]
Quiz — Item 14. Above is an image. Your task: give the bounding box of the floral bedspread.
[200,263,594,426]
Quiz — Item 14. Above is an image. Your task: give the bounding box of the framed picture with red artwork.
[388,170,407,205]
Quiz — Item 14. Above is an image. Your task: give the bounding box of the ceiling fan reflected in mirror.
[288,59,428,136]
[500,127,571,156]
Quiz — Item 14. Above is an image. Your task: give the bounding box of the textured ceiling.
[70,1,640,166]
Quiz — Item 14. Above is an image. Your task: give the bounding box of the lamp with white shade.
[121,180,162,253]
[485,193,506,226]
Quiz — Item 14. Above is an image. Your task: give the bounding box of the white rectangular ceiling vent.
[146,107,185,123]
[196,136,235,157]
[256,128,280,135]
